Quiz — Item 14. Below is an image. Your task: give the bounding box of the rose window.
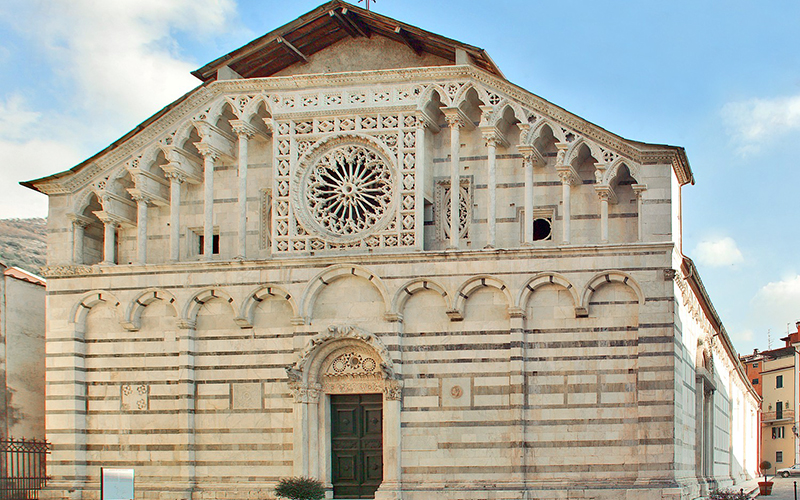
[298,139,396,242]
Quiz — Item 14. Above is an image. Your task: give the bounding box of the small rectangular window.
[773,427,785,439]
[777,401,784,420]
[752,378,759,385]
[198,234,220,255]
[777,451,784,463]
[753,363,758,368]
[777,375,784,388]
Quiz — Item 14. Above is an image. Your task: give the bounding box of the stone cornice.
[28,65,691,197]
[40,241,677,279]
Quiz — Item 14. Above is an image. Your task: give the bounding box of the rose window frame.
[292,134,400,244]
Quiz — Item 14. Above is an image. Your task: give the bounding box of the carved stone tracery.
[286,325,402,402]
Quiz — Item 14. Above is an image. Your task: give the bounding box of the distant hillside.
[0,218,46,273]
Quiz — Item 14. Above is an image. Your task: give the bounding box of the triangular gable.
[192,0,504,82]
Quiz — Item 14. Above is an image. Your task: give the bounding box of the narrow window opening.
[198,234,220,255]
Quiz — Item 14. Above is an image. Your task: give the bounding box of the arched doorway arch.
[286,325,402,500]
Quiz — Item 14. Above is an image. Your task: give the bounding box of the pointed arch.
[566,138,602,166]
[123,288,178,331]
[417,84,452,108]
[517,272,579,312]
[390,278,450,319]
[527,119,566,146]
[70,290,122,335]
[171,119,200,150]
[450,275,514,320]
[488,99,528,128]
[452,82,488,109]
[182,287,238,326]
[238,284,300,328]
[604,158,643,186]
[300,264,391,323]
[580,271,645,311]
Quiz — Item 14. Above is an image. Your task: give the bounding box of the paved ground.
[756,476,800,499]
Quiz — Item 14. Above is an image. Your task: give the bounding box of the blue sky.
[1,0,798,354]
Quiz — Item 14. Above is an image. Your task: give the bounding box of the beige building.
[758,346,797,468]
[0,263,46,440]
[24,2,759,499]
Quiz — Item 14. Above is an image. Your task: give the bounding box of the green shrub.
[274,477,325,500]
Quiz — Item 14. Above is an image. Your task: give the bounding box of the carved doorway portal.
[331,394,383,498]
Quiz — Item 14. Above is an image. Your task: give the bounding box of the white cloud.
[0,95,41,141]
[692,237,744,267]
[722,94,800,155]
[751,275,800,333]
[0,0,239,218]
[23,0,237,124]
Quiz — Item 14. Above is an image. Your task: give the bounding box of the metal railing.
[0,438,51,500]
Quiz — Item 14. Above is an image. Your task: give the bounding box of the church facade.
[26,2,759,499]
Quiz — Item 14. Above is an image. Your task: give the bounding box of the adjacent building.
[0,263,46,440]
[23,2,759,499]
[742,322,800,470]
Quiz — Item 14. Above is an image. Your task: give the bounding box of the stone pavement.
[756,476,800,499]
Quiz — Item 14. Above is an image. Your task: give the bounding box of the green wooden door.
[330,394,383,498]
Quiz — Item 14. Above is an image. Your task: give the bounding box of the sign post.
[101,468,135,500]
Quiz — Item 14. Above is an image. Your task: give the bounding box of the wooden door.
[330,394,383,498]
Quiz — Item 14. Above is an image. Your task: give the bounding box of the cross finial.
[358,0,376,11]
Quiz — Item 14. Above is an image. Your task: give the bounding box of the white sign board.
[101,468,134,500]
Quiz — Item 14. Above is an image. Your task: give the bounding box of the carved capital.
[67,213,92,229]
[230,119,260,140]
[518,145,544,168]
[663,268,677,281]
[633,183,647,199]
[383,380,403,401]
[127,188,153,205]
[176,318,196,330]
[195,142,223,161]
[557,167,579,186]
[163,168,187,184]
[480,126,509,149]
[595,185,617,204]
[442,107,473,130]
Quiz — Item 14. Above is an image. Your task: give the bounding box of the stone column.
[414,115,429,250]
[97,214,118,265]
[376,385,403,500]
[291,388,317,477]
[176,320,197,496]
[165,171,185,262]
[198,147,220,260]
[558,171,578,244]
[67,214,90,264]
[232,124,256,259]
[633,184,647,242]
[132,193,151,265]
[485,135,499,248]
[598,190,610,243]
[444,113,463,249]
[519,149,535,245]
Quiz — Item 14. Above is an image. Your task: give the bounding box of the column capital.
[632,183,648,197]
[195,142,223,161]
[480,126,509,148]
[595,185,618,204]
[229,119,262,140]
[126,188,154,205]
[67,213,92,228]
[518,144,545,168]
[557,168,580,186]
[163,167,188,184]
[442,107,474,130]
[414,110,440,132]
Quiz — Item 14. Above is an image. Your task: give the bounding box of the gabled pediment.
[192,0,504,82]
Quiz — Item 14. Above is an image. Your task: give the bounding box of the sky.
[0,0,798,355]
